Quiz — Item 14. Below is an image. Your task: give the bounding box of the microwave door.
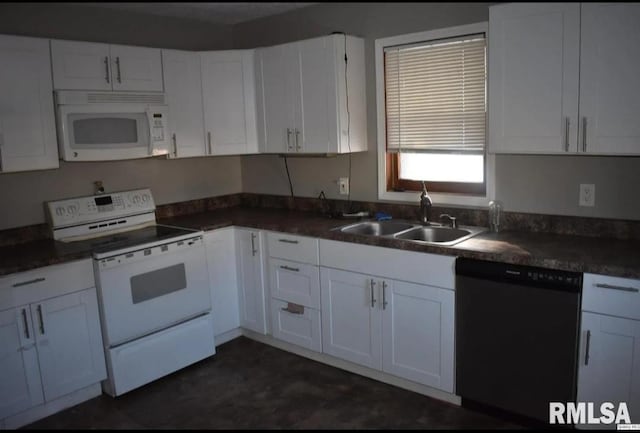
[57,104,154,161]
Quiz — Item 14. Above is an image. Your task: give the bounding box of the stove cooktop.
[54,224,201,257]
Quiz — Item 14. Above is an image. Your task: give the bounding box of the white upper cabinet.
[162,49,206,158]
[51,40,163,92]
[490,2,640,155]
[50,40,112,91]
[579,3,640,155]
[0,35,59,173]
[109,44,163,92]
[201,50,259,155]
[256,34,367,154]
[489,3,580,154]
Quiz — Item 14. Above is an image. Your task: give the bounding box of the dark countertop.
[2,207,640,279]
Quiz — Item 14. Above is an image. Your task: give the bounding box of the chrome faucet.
[440,213,458,229]
[418,181,433,225]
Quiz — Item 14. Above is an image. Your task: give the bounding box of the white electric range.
[46,189,215,397]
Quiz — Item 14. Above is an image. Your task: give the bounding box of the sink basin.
[393,225,484,246]
[339,221,415,236]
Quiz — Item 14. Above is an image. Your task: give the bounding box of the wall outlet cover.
[579,184,595,207]
[339,177,349,195]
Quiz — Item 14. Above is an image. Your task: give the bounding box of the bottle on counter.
[488,200,503,232]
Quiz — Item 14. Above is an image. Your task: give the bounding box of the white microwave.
[55,91,171,161]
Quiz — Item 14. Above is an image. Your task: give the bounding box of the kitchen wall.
[234,2,640,221]
[0,3,241,230]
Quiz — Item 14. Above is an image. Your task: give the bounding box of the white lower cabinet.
[578,312,640,422]
[236,228,267,334]
[204,228,240,342]
[320,268,382,369]
[270,298,321,352]
[382,279,454,392]
[0,287,106,421]
[578,273,640,427]
[320,267,455,392]
[0,307,43,419]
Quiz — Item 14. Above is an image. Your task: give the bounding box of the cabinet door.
[162,49,206,158]
[110,44,163,92]
[381,280,454,392]
[296,37,339,154]
[257,44,297,153]
[320,267,382,370]
[578,312,640,421]
[204,229,240,338]
[0,35,59,172]
[236,229,267,334]
[489,3,580,154]
[50,39,112,91]
[579,3,640,155]
[0,306,43,419]
[201,50,258,155]
[32,288,106,402]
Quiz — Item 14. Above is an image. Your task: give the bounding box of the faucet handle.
[440,214,457,229]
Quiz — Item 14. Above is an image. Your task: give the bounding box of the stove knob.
[142,194,150,203]
[132,195,141,205]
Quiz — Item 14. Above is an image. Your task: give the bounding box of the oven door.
[94,236,210,347]
[57,104,170,161]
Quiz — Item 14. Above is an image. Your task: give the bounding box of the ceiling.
[78,2,316,25]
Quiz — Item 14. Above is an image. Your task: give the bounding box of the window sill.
[378,190,492,208]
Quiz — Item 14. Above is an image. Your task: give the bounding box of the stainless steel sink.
[393,226,483,245]
[334,219,485,246]
[339,221,415,236]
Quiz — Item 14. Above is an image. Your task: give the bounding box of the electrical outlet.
[339,177,349,195]
[579,184,595,207]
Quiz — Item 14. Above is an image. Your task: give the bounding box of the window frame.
[375,22,495,207]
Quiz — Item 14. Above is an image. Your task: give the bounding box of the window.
[376,23,492,205]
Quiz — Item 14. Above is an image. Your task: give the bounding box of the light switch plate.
[339,177,349,195]
[579,184,595,207]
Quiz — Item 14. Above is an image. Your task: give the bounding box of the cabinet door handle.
[382,280,388,310]
[21,308,30,340]
[250,233,257,256]
[278,239,299,244]
[564,117,570,152]
[295,128,301,152]
[582,117,587,152]
[280,265,299,272]
[36,305,45,335]
[370,279,377,308]
[584,330,591,366]
[12,277,45,288]
[207,131,212,154]
[115,56,122,83]
[0,133,3,171]
[286,128,293,151]
[172,133,177,157]
[595,283,639,293]
[104,56,110,84]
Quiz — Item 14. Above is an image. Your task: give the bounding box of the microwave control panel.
[150,111,166,142]
[47,188,156,228]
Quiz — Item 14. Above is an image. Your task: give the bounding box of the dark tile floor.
[24,337,524,429]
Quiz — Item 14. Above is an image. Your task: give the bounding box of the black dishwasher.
[455,258,582,423]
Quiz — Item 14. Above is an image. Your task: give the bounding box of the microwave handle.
[146,109,154,156]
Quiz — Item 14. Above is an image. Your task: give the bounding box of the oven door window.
[68,113,148,149]
[130,263,187,304]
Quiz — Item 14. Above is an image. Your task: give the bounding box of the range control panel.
[47,189,155,229]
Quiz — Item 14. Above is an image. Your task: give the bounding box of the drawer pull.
[278,239,299,244]
[595,283,639,293]
[280,265,299,272]
[12,277,45,288]
[21,308,30,340]
[584,330,591,366]
[281,303,304,315]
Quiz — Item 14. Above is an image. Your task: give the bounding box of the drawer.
[266,232,319,265]
[583,273,640,321]
[270,299,321,353]
[0,259,95,310]
[269,258,320,308]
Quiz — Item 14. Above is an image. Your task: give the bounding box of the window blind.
[384,34,486,153]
